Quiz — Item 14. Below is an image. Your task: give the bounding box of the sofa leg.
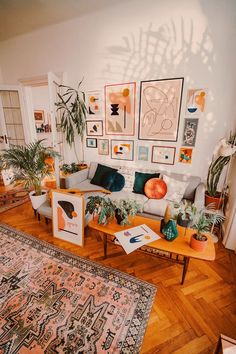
[37,213,41,221]
[45,217,49,225]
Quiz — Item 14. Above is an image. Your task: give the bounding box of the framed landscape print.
[179,147,193,164]
[86,120,103,136]
[98,139,109,155]
[182,118,199,147]
[186,89,206,117]
[139,78,184,141]
[105,82,136,135]
[152,146,176,165]
[52,191,84,246]
[111,140,134,161]
[137,146,149,161]
[87,90,103,118]
[86,138,97,148]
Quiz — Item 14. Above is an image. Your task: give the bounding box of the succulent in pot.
[113,199,141,226]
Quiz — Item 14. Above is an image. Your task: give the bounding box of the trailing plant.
[55,80,87,162]
[60,162,80,175]
[113,199,141,226]
[85,196,115,225]
[0,140,60,196]
[207,132,236,197]
[190,204,224,241]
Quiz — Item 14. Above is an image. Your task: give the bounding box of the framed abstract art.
[185,89,207,117]
[179,147,193,164]
[111,140,134,161]
[105,82,136,135]
[87,90,103,118]
[138,78,184,141]
[151,146,176,165]
[182,118,199,147]
[86,120,103,136]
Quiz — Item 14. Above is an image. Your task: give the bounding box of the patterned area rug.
[0,224,156,353]
[0,188,29,214]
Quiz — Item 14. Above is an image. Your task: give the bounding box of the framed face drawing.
[105,82,136,135]
[139,78,184,141]
[111,140,134,161]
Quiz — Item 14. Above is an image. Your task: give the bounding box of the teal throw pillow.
[133,171,160,194]
[101,172,125,192]
[90,164,118,187]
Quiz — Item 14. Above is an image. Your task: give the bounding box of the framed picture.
[86,138,97,148]
[86,120,103,136]
[52,191,84,246]
[105,82,136,135]
[87,90,103,118]
[152,146,176,165]
[186,89,207,117]
[34,110,44,123]
[179,147,193,164]
[182,118,199,146]
[98,139,109,155]
[111,140,134,161]
[137,146,149,161]
[138,78,184,141]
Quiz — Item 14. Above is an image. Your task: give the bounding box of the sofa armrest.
[64,168,89,189]
[194,182,205,209]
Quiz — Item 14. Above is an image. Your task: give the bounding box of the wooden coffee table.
[88,215,215,285]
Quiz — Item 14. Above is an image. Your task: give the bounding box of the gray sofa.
[37,162,205,226]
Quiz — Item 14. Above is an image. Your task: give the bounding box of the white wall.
[0,0,236,180]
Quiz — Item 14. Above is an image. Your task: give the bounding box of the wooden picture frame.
[52,191,84,246]
[98,139,109,155]
[138,78,184,141]
[34,110,44,123]
[111,139,134,161]
[86,120,103,136]
[105,82,136,136]
[152,146,176,165]
[86,138,97,148]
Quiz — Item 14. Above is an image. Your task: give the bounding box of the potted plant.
[206,132,236,209]
[0,140,60,209]
[85,196,115,225]
[60,162,80,176]
[174,200,197,227]
[190,206,224,252]
[55,80,88,167]
[113,199,141,226]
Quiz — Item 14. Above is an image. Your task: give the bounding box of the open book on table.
[114,224,161,254]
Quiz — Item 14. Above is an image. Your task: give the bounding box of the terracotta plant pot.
[78,163,88,170]
[190,234,208,252]
[205,192,224,210]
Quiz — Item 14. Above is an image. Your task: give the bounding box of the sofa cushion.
[72,179,105,191]
[133,171,160,194]
[163,172,201,201]
[101,172,125,192]
[107,191,148,211]
[163,175,189,203]
[144,178,167,199]
[90,163,118,187]
[118,166,135,192]
[143,199,169,217]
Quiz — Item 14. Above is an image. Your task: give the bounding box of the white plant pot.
[29,190,47,210]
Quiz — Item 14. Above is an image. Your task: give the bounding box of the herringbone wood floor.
[0,201,236,353]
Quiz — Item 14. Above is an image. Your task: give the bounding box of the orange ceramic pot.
[190,234,208,252]
[205,192,224,210]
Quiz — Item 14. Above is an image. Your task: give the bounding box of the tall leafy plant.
[55,80,87,162]
[0,140,59,195]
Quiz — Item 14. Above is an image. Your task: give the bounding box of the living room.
[0,0,236,353]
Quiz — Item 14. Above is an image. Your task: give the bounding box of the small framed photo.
[152,146,176,165]
[87,90,103,118]
[34,110,44,123]
[98,139,109,155]
[137,146,149,161]
[52,191,84,246]
[86,138,97,148]
[111,140,134,161]
[86,120,103,136]
[179,147,193,164]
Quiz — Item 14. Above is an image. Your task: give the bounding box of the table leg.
[103,233,107,259]
[181,257,190,285]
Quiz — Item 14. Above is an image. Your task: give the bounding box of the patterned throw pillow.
[163,175,189,203]
[118,166,135,192]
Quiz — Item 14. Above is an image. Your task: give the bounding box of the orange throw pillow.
[144,178,167,199]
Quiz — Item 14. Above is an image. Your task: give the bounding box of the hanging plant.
[55,79,87,162]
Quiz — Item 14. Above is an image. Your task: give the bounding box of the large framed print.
[111,140,134,161]
[138,78,184,141]
[86,120,103,136]
[105,82,136,135]
[52,191,84,246]
[152,146,176,165]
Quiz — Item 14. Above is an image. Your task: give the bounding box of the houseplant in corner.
[0,140,60,209]
[206,132,236,209]
[55,80,87,167]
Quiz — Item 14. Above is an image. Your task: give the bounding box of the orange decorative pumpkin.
[144,178,167,199]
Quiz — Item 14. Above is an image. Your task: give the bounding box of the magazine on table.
[114,224,161,254]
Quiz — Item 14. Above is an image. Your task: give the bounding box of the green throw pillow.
[133,171,160,194]
[90,164,118,187]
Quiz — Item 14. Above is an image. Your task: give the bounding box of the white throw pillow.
[163,175,189,203]
[118,166,135,192]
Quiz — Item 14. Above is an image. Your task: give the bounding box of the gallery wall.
[0,0,236,181]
